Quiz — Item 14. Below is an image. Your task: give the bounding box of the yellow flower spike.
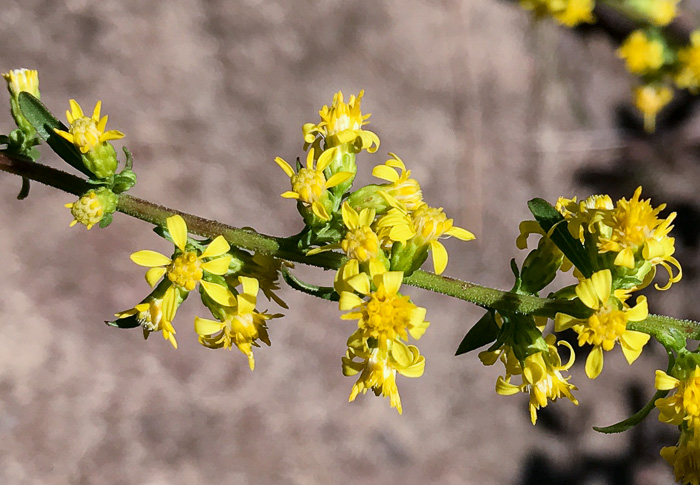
[555,269,650,379]
[616,31,665,75]
[195,276,280,370]
[130,215,235,319]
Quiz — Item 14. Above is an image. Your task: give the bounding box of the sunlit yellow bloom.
[54,99,124,154]
[372,153,423,212]
[115,295,178,349]
[342,331,425,414]
[130,215,234,322]
[340,271,429,352]
[677,32,700,93]
[495,335,578,424]
[556,194,614,242]
[65,191,104,230]
[275,147,352,221]
[302,90,379,153]
[555,269,649,379]
[235,253,289,309]
[617,31,665,75]
[634,84,673,133]
[2,68,39,97]
[598,186,681,289]
[647,0,678,26]
[552,0,595,27]
[661,429,700,485]
[656,367,700,430]
[195,276,280,370]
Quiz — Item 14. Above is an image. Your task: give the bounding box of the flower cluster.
[473,187,680,426]
[517,0,688,131]
[112,214,285,368]
[277,91,475,412]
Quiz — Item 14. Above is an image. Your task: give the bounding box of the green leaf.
[281,266,338,301]
[593,389,667,433]
[105,315,141,329]
[18,92,92,177]
[456,311,499,355]
[99,212,114,228]
[527,198,593,278]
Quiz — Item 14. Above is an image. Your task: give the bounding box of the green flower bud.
[65,186,118,230]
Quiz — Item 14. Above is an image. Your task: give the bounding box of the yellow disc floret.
[167,251,203,291]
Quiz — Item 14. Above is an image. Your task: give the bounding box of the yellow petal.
[145,267,166,288]
[162,286,178,322]
[339,292,364,311]
[347,273,371,295]
[654,370,680,391]
[201,255,231,275]
[311,202,330,221]
[201,280,235,306]
[166,215,188,251]
[100,129,125,142]
[591,269,612,305]
[130,250,171,267]
[280,191,300,199]
[495,376,521,396]
[194,316,223,336]
[381,271,404,296]
[391,340,413,367]
[96,115,108,133]
[614,247,636,269]
[430,240,448,275]
[274,157,295,178]
[316,146,337,172]
[325,171,353,189]
[54,129,74,143]
[92,100,102,121]
[585,346,604,379]
[620,330,650,364]
[341,201,359,229]
[69,99,84,120]
[200,235,230,258]
[446,226,476,241]
[372,164,399,183]
[625,295,648,322]
[240,276,260,299]
[358,208,376,228]
[554,312,577,332]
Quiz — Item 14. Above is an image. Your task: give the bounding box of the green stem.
[2,152,699,339]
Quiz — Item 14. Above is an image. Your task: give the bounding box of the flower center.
[70,117,102,152]
[361,293,412,341]
[291,168,326,204]
[583,304,628,350]
[413,206,452,244]
[167,251,202,291]
[342,226,380,262]
[71,191,104,227]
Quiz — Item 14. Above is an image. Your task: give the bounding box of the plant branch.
[2,152,700,340]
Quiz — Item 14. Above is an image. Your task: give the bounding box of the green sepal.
[346,184,392,214]
[105,313,142,329]
[99,212,114,228]
[18,92,91,177]
[528,198,594,278]
[112,168,137,194]
[389,241,428,277]
[593,388,668,434]
[455,310,499,355]
[281,266,339,301]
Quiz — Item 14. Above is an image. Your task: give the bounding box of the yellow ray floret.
[116,297,178,349]
[130,215,234,322]
[54,99,124,153]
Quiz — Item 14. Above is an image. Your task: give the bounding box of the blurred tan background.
[2,1,699,483]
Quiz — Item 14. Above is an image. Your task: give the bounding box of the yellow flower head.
[275,147,352,221]
[302,90,379,153]
[656,367,700,430]
[339,271,430,351]
[676,32,700,93]
[115,296,178,349]
[617,31,665,75]
[555,269,650,379]
[342,333,425,414]
[661,429,700,485]
[2,68,39,98]
[495,335,578,424]
[634,84,673,133]
[647,0,679,26]
[372,153,423,212]
[130,215,234,322]
[54,99,124,154]
[195,276,279,370]
[65,191,104,230]
[598,186,681,289]
[552,0,595,27]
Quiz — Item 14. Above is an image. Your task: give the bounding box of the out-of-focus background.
[2,1,699,483]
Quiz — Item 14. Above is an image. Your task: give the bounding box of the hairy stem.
[2,152,699,340]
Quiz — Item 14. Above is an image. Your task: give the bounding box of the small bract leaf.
[456,311,499,355]
[593,389,668,434]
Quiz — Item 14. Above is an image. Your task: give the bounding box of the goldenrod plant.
[2,68,700,483]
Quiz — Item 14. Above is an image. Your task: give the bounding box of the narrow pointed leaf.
[593,389,668,434]
[281,266,338,301]
[456,311,499,355]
